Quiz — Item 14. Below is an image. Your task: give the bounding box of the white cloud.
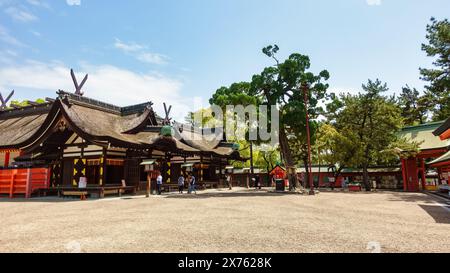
[114,38,169,65]
[5,6,38,22]
[114,39,144,53]
[0,60,191,121]
[0,24,27,47]
[26,0,50,9]
[0,50,18,64]
[366,0,382,6]
[136,52,168,65]
[30,30,42,37]
[66,0,81,6]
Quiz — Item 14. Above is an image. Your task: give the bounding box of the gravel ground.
[0,188,449,253]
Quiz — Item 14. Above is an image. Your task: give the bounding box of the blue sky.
[0,0,449,120]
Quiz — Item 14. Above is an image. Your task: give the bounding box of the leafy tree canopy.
[397,85,430,126]
[420,17,450,121]
[332,79,404,190]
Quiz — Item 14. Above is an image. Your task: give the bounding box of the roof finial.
[70,69,88,96]
[163,102,172,125]
[0,90,14,110]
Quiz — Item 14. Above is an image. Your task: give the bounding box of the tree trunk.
[279,127,298,191]
[335,166,344,187]
[362,164,371,191]
[317,156,321,189]
[303,159,309,188]
[362,145,372,191]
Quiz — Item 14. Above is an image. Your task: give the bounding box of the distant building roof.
[429,150,450,166]
[433,117,450,139]
[297,166,401,174]
[398,121,450,151]
[0,91,241,159]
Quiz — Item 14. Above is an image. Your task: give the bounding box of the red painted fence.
[0,168,50,198]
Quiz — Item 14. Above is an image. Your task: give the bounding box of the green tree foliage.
[397,85,429,126]
[211,45,330,190]
[334,79,403,191]
[209,82,259,107]
[420,17,450,121]
[8,99,46,108]
[255,146,280,174]
[184,108,223,128]
[314,123,360,179]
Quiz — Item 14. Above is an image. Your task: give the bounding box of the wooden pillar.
[25,168,32,198]
[401,158,408,191]
[99,148,107,186]
[9,170,16,198]
[46,167,51,189]
[4,151,10,167]
[54,147,63,187]
[420,158,427,190]
[162,153,171,183]
[146,172,151,198]
[404,158,419,192]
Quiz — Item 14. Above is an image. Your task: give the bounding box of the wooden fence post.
[46,167,51,189]
[9,170,16,198]
[25,168,32,198]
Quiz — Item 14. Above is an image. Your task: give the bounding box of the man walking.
[156,172,163,195]
[189,173,197,194]
[226,174,232,190]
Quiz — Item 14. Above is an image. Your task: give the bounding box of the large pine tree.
[420,17,450,121]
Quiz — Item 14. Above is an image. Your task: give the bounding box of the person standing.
[156,172,163,195]
[187,174,191,194]
[178,175,185,194]
[329,176,335,191]
[255,175,261,190]
[189,173,197,194]
[342,177,349,190]
[226,174,232,190]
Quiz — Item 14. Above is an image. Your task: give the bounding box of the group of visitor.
[177,173,197,194]
[152,172,196,195]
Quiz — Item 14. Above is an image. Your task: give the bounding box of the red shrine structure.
[399,121,450,191]
[429,118,450,185]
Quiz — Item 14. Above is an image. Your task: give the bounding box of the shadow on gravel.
[164,190,282,199]
[0,196,93,203]
[386,192,438,204]
[418,205,450,224]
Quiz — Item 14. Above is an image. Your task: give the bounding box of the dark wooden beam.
[71,69,88,96]
[0,90,14,110]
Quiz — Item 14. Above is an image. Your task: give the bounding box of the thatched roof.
[0,92,241,159]
[0,102,52,149]
[60,102,152,146]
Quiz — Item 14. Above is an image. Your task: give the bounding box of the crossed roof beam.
[0,90,14,110]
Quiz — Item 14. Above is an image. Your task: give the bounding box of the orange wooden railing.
[0,168,50,198]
